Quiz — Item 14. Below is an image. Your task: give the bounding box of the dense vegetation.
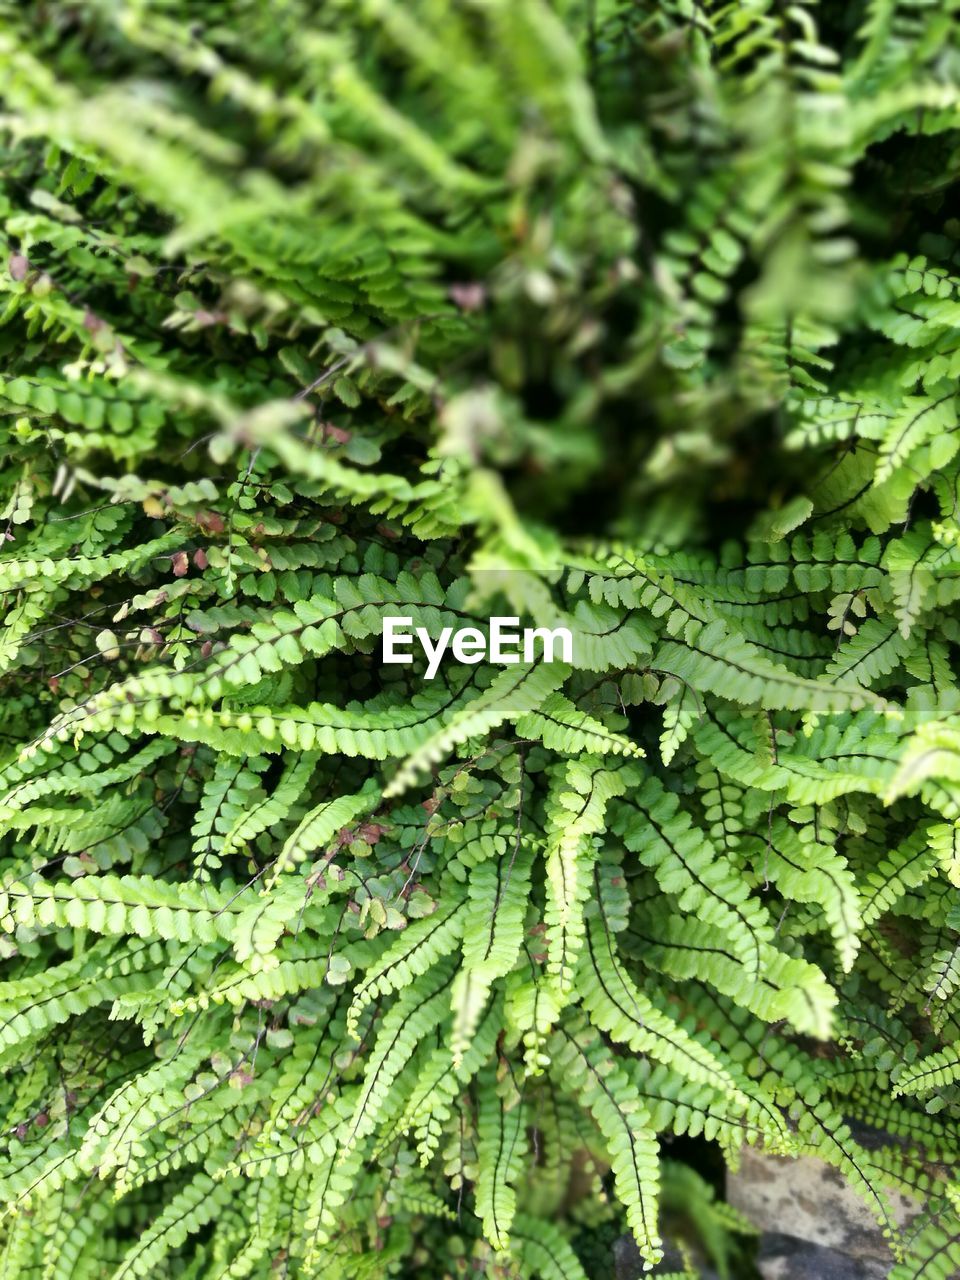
[2,2,960,1277]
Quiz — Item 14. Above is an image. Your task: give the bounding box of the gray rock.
[616,1138,914,1278]
[757,1233,891,1280]
[726,1145,915,1266]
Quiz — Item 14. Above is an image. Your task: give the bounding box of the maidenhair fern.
[2,3,960,1279]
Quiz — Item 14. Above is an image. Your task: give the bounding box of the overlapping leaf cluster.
[3,3,960,1278]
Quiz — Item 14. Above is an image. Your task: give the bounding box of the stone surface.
[616,1136,919,1278]
[756,1233,891,1280]
[726,1145,917,1265]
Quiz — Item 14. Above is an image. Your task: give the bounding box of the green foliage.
[2,2,960,1278]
